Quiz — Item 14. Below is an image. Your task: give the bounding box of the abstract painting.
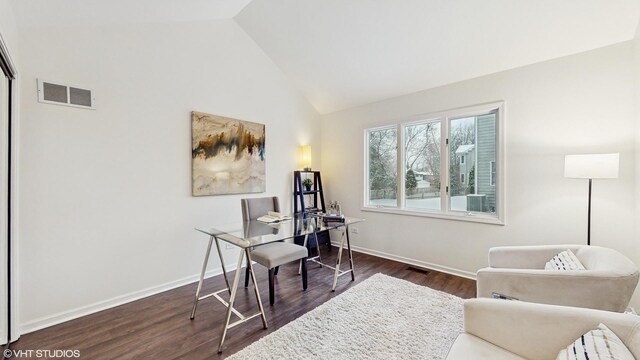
[191,111,265,196]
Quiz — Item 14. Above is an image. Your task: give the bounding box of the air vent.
[37,79,96,110]
[407,266,429,275]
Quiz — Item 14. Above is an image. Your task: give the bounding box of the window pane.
[404,121,441,210]
[368,128,397,207]
[449,112,496,214]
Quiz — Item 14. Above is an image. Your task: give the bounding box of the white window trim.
[460,155,465,164]
[362,101,506,225]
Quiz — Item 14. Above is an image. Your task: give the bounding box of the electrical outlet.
[351,227,359,234]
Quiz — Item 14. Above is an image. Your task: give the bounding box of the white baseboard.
[19,264,237,335]
[332,242,477,280]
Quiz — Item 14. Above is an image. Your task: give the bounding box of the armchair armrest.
[476,268,638,312]
[488,245,581,269]
[463,299,640,360]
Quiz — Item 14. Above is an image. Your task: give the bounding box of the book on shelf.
[321,213,345,222]
[257,211,292,224]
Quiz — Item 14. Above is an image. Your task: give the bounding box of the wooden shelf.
[295,190,320,195]
[293,171,326,214]
[293,171,331,250]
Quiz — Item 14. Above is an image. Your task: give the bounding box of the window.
[364,102,504,224]
[367,126,397,207]
[404,120,440,211]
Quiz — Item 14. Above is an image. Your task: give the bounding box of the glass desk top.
[196,214,364,249]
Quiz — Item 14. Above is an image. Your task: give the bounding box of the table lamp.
[300,145,312,171]
[564,153,619,245]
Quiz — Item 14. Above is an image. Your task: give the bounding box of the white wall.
[0,0,20,344]
[321,42,638,296]
[17,19,320,332]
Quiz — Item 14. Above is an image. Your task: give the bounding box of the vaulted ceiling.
[236,0,640,113]
[10,0,640,114]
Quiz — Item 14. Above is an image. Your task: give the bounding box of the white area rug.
[227,273,464,360]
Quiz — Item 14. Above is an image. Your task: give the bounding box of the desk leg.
[218,249,245,353]
[331,229,346,292]
[346,226,355,281]
[246,250,268,329]
[190,236,214,320]
[214,237,231,294]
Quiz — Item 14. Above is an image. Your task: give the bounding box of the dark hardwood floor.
[10,250,476,359]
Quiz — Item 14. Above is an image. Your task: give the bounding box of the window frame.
[362,101,505,225]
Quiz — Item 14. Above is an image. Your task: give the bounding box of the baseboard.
[19,264,237,335]
[333,242,477,280]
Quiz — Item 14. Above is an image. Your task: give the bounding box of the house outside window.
[364,102,505,225]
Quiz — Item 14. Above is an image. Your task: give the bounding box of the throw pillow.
[545,249,586,271]
[556,323,634,360]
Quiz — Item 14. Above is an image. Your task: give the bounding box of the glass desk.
[191,214,364,353]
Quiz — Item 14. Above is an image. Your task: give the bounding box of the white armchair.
[476,245,639,312]
[446,298,640,360]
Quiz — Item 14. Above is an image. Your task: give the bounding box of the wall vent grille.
[37,79,95,110]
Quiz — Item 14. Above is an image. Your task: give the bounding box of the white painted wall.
[321,42,638,301]
[0,0,20,344]
[16,19,319,332]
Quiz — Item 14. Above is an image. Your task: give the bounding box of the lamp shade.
[564,153,619,179]
[300,145,312,170]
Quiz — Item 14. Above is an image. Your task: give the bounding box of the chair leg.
[301,258,308,291]
[244,266,250,288]
[268,268,275,306]
[274,266,279,275]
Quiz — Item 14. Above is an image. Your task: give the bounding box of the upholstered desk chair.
[241,197,308,305]
[446,298,640,360]
[476,245,639,312]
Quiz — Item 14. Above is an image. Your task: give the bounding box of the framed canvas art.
[191,111,266,196]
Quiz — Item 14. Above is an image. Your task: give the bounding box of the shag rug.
[226,273,464,360]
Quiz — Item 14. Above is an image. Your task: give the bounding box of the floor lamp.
[564,153,619,245]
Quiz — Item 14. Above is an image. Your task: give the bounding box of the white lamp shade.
[564,153,619,179]
[300,145,312,169]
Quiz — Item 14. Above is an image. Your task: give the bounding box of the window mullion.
[397,124,404,209]
[441,117,449,213]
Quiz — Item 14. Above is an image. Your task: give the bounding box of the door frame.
[0,29,18,345]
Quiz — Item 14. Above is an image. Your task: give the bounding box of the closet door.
[0,74,8,345]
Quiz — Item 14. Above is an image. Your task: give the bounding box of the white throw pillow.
[545,249,586,271]
[556,323,634,360]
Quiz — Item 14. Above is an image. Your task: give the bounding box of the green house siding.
[475,113,496,212]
